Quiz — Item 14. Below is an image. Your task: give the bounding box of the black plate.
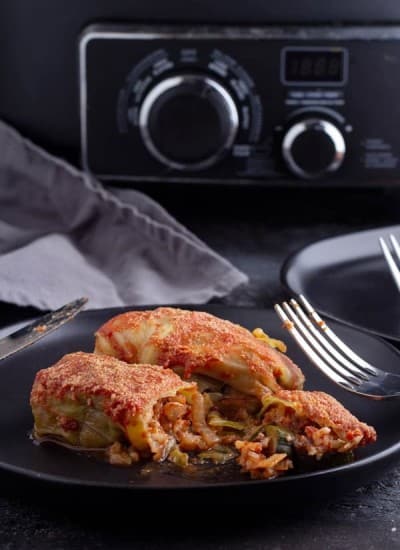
[282,225,400,343]
[1,304,399,498]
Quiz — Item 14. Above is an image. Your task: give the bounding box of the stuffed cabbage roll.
[235,389,376,479]
[30,351,376,480]
[94,307,305,398]
[30,351,218,465]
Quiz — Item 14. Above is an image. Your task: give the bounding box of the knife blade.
[0,297,88,362]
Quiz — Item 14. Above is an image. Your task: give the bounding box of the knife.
[0,297,88,362]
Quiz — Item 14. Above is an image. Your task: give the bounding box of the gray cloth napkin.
[0,119,248,311]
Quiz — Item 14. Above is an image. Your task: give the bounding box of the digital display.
[283,49,346,84]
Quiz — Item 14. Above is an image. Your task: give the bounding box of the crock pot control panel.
[80,25,400,185]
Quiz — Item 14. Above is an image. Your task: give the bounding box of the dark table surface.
[2,185,400,550]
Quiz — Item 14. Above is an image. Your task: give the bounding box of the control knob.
[282,118,346,179]
[139,74,239,171]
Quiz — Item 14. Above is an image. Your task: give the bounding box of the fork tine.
[390,234,400,261]
[379,236,400,293]
[274,304,355,390]
[289,298,370,381]
[281,301,366,386]
[298,294,378,376]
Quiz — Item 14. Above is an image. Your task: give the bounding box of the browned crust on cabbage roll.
[274,389,376,444]
[31,351,193,427]
[94,307,305,396]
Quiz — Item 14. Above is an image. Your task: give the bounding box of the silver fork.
[379,234,400,293]
[274,294,400,400]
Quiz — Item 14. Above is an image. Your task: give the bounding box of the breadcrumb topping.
[30,351,194,426]
[275,389,376,444]
[95,307,305,394]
